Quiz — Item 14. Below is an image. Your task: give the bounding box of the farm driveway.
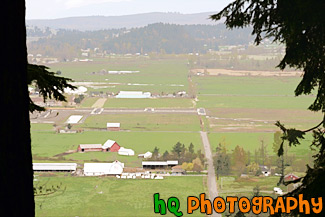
[91,98,107,108]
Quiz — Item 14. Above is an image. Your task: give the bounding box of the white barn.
[142,160,178,169]
[84,160,124,176]
[118,147,135,156]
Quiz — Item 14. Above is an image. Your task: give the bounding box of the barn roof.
[79,144,102,149]
[167,160,178,165]
[142,161,168,166]
[102,139,117,149]
[33,163,77,171]
[107,123,121,128]
[142,160,179,166]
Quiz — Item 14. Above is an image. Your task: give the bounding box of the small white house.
[84,160,124,176]
[107,123,121,131]
[118,147,135,156]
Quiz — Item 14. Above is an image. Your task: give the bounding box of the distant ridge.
[26,12,223,31]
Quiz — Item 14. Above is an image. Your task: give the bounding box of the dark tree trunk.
[1,1,35,216]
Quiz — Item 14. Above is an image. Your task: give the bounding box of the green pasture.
[104,98,194,108]
[80,97,99,108]
[205,108,322,129]
[35,175,206,217]
[208,132,314,156]
[80,113,201,132]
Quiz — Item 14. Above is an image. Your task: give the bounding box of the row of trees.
[213,133,313,179]
[151,142,205,165]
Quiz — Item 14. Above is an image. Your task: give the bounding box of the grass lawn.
[31,123,55,131]
[80,113,201,132]
[31,131,203,166]
[103,98,194,108]
[35,175,206,217]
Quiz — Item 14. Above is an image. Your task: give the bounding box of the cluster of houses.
[77,139,135,156]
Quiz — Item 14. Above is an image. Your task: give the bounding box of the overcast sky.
[26,0,233,19]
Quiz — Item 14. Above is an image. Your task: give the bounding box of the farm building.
[102,139,120,152]
[66,115,83,124]
[138,151,152,159]
[118,147,135,156]
[116,91,151,99]
[78,144,102,153]
[142,160,178,169]
[284,173,300,182]
[260,165,271,176]
[33,163,77,172]
[84,160,124,176]
[107,123,121,131]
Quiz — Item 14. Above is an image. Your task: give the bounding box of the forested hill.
[26,12,222,31]
[28,23,253,56]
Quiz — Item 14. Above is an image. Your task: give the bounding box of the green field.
[193,76,303,96]
[196,95,314,110]
[80,97,100,107]
[103,98,194,108]
[80,113,200,132]
[208,132,314,156]
[49,58,190,94]
[217,176,280,197]
[35,175,206,217]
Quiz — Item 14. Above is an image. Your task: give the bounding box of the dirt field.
[192,69,302,77]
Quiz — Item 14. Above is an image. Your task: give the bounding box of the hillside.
[26,12,223,31]
[27,23,253,57]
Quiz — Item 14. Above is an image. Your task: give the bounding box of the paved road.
[200,131,221,217]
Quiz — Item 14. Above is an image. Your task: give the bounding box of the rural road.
[30,108,199,123]
[200,131,221,217]
[49,108,197,114]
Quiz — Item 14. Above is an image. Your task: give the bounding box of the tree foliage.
[28,64,75,112]
[212,1,325,216]
[214,142,231,178]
